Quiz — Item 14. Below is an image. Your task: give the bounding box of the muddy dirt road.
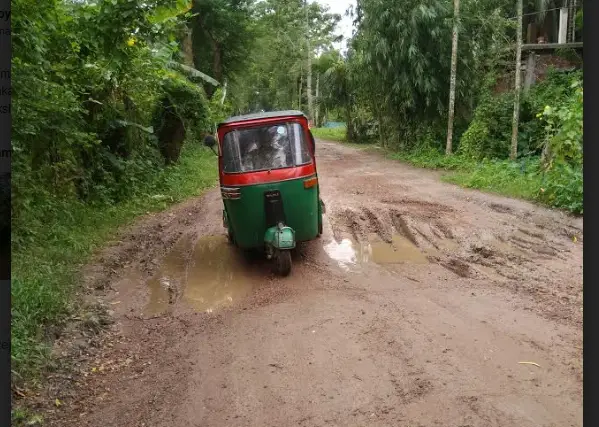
[46,141,582,427]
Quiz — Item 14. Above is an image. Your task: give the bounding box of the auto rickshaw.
[203,110,325,276]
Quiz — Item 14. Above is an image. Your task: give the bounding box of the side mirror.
[203,135,217,148]
[203,135,218,156]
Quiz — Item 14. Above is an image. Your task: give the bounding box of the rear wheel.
[274,250,292,276]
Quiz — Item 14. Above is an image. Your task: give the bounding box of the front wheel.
[273,250,292,276]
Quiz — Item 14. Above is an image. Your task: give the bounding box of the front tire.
[274,250,292,276]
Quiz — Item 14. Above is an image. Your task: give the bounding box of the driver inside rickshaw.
[242,125,291,171]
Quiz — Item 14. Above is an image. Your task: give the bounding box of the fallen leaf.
[518,361,541,368]
[54,398,62,407]
[572,236,578,243]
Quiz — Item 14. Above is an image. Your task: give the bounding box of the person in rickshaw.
[243,125,290,171]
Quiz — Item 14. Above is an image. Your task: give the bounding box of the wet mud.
[37,141,582,427]
[145,235,260,315]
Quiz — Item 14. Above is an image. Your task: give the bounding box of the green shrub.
[12,144,217,383]
[11,0,220,384]
[457,91,515,159]
[153,72,210,164]
[538,78,583,168]
[535,75,583,213]
[539,164,583,214]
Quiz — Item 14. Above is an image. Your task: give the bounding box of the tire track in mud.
[326,194,581,327]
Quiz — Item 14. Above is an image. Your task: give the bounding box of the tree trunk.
[298,67,303,111]
[305,0,313,122]
[568,0,577,42]
[315,74,320,126]
[511,0,523,160]
[220,79,227,105]
[345,105,353,142]
[445,0,460,155]
[181,27,194,67]
[376,107,384,148]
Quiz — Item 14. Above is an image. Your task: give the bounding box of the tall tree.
[445,0,460,155]
[228,0,340,113]
[511,0,523,160]
[190,0,255,97]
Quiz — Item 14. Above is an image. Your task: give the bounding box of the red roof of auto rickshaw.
[218,110,307,127]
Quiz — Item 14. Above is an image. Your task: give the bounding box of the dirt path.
[42,141,582,427]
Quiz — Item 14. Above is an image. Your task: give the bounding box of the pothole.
[323,233,430,271]
[145,235,263,315]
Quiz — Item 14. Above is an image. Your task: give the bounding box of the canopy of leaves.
[227,0,341,114]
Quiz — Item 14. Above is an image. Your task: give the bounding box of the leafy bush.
[536,75,583,213]
[458,91,515,159]
[12,144,217,383]
[538,78,583,168]
[153,72,210,163]
[538,165,583,214]
[11,0,221,384]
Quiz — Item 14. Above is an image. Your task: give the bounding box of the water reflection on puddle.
[324,233,429,271]
[145,235,261,315]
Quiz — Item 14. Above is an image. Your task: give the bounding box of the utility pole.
[510,0,523,160]
[305,0,313,122]
[445,0,460,155]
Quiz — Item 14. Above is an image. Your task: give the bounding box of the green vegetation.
[12,0,228,384]
[13,144,217,383]
[311,127,346,142]
[390,149,543,201]
[315,68,582,213]
[307,1,582,215]
[12,0,583,392]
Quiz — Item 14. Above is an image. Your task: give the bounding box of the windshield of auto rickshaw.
[222,122,312,173]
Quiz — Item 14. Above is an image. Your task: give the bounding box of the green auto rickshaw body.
[222,178,320,249]
[215,111,323,268]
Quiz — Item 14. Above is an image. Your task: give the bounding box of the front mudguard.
[264,224,296,251]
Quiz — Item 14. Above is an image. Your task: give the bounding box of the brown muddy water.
[145,235,263,314]
[146,231,438,314]
[323,233,431,271]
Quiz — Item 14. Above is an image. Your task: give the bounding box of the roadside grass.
[315,129,544,204]
[390,149,543,200]
[12,143,218,386]
[311,126,346,142]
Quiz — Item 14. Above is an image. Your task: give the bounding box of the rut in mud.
[35,141,582,427]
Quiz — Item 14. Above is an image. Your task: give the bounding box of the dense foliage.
[11,0,231,384]
[311,0,582,214]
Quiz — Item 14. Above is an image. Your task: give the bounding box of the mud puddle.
[324,233,429,271]
[146,235,263,314]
